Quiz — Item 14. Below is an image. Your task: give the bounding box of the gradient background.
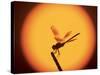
[11,1,97,74]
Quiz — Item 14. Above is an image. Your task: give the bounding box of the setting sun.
[20,4,96,72]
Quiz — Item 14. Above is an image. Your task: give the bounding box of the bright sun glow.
[21,4,96,72]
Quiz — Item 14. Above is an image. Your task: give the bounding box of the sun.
[20,4,96,72]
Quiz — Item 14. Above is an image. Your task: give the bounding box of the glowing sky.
[21,4,96,72]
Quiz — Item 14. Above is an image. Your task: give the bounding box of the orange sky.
[21,4,96,72]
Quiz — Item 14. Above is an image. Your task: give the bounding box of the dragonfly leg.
[58,49,60,55]
[53,49,57,54]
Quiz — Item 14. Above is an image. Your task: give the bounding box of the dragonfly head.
[52,45,56,50]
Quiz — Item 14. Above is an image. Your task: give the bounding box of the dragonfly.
[51,25,80,55]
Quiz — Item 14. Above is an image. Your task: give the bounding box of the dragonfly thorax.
[52,42,65,50]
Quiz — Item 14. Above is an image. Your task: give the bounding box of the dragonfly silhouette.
[51,25,80,55]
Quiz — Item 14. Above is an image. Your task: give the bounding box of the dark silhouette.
[52,33,80,55]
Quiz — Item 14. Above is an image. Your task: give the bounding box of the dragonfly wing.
[67,39,76,42]
[51,25,63,42]
[51,25,60,36]
[64,33,80,44]
[64,31,72,39]
[55,36,63,42]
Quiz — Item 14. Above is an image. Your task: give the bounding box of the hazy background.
[0,0,99,75]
